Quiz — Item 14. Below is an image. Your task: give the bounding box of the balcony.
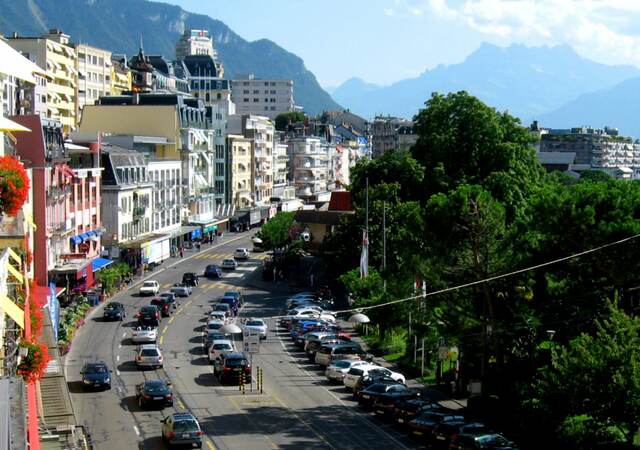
[133,206,147,218]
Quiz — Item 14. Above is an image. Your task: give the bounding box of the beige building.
[226,134,253,207]
[75,43,112,119]
[110,57,132,95]
[7,29,78,132]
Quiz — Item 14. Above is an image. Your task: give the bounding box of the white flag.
[360,230,369,278]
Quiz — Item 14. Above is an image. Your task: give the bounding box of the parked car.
[206,311,228,323]
[213,352,252,383]
[221,258,237,270]
[407,411,466,441]
[325,360,369,383]
[213,303,232,318]
[224,290,243,306]
[81,361,111,390]
[132,325,158,344]
[373,387,417,417]
[150,298,171,317]
[315,342,368,367]
[204,264,222,279]
[449,433,519,450]
[182,272,199,286]
[233,248,250,260]
[135,380,173,408]
[203,331,227,349]
[161,412,204,448]
[243,318,268,340]
[218,295,239,312]
[430,421,490,449]
[306,336,351,360]
[353,374,402,399]
[357,383,410,409]
[343,364,406,389]
[205,320,225,334]
[139,280,160,296]
[208,339,234,363]
[392,398,443,426]
[103,302,125,321]
[135,344,163,369]
[171,283,192,298]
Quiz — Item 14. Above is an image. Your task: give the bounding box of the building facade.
[148,159,182,237]
[110,55,132,95]
[371,116,417,158]
[273,140,289,197]
[231,74,294,119]
[7,30,78,133]
[175,29,224,77]
[226,134,253,207]
[287,136,329,200]
[75,43,111,119]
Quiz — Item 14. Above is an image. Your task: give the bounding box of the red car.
[150,298,171,317]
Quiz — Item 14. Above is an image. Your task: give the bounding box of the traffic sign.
[243,341,260,354]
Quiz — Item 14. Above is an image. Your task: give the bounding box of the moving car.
[139,280,160,296]
[252,236,263,252]
[137,305,161,322]
[81,361,111,390]
[208,339,234,363]
[213,352,252,383]
[233,248,250,260]
[103,302,125,321]
[243,318,268,340]
[171,283,192,298]
[136,344,163,369]
[221,258,237,270]
[325,360,369,383]
[182,272,199,286]
[136,380,173,408]
[224,290,243,306]
[204,264,222,279]
[161,413,204,448]
[150,297,171,317]
[449,433,519,450]
[159,292,177,309]
[132,325,158,344]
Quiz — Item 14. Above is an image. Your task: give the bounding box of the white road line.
[116,370,121,376]
[116,355,120,362]
[122,332,126,338]
[133,425,140,437]
[118,344,122,349]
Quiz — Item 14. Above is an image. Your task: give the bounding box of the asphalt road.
[65,231,419,450]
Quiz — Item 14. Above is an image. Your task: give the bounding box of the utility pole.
[382,200,387,291]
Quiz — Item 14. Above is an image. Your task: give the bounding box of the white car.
[325,360,369,383]
[208,339,234,363]
[205,320,225,333]
[221,258,237,270]
[139,280,160,296]
[288,305,324,314]
[207,311,228,322]
[292,310,336,323]
[342,364,406,389]
[135,344,163,369]
[243,318,268,340]
[170,283,192,297]
[233,248,250,260]
[132,326,157,344]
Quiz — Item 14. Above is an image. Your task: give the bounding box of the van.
[315,342,364,366]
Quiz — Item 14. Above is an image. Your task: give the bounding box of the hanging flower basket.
[0,156,30,217]
[17,341,49,383]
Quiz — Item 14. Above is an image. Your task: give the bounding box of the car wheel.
[106,384,111,390]
[138,396,143,407]
[168,401,174,407]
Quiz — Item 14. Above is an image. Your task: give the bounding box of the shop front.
[190,218,229,243]
[49,254,94,304]
[119,233,171,271]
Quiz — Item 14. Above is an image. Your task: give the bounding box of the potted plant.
[17,341,49,382]
[0,156,30,217]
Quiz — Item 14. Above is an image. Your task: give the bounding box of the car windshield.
[173,419,199,432]
[141,349,159,357]
[207,322,223,329]
[215,304,229,311]
[224,292,239,297]
[226,358,247,366]
[145,382,167,393]
[477,435,510,448]
[348,368,364,376]
[143,282,155,287]
[106,303,119,310]
[213,343,232,350]
[208,333,225,340]
[333,360,352,368]
[85,364,106,374]
[246,321,264,326]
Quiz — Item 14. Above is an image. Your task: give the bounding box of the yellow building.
[7,29,78,133]
[110,57,132,95]
[75,43,112,119]
[227,134,253,207]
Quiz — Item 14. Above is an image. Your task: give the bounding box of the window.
[215,163,224,177]
[265,106,269,111]
[243,90,249,94]
[264,82,269,86]
[270,90,276,94]
[270,98,276,103]
[253,98,259,102]
[205,93,210,102]
[98,57,104,66]
[243,98,249,103]
[271,106,276,111]
[216,93,221,100]
[264,90,269,94]
[253,90,259,94]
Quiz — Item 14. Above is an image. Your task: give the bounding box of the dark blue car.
[204,264,222,279]
[81,361,112,390]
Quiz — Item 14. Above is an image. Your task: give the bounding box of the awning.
[0,116,30,133]
[79,233,90,242]
[91,257,114,272]
[70,236,82,245]
[179,225,200,235]
[191,228,202,239]
[204,225,218,233]
[0,39,47,83]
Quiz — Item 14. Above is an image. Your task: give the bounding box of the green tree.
[274,112,306,131]
[256,211,295,250]
[411,91,544,217]
[579,169,612,183]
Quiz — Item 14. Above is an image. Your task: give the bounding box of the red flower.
[0,156,30,216]
[17,341,50,383]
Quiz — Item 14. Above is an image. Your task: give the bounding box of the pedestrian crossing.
[160,282,247,290]
[189,252,269,261]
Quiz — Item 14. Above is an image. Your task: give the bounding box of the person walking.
[179,246,184,258]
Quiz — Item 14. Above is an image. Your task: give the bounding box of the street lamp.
[348,312,370,324]
[220,323,243,334]
[546,329,556,341]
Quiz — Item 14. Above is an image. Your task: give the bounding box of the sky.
[164,0,640,88]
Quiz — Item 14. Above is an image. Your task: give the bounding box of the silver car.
[170,283,192,297]
[243,318,268,340]
[136,344,163,369]
[132,326,157,344]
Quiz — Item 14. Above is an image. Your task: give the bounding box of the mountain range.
[0,0,340,115]
[332,43,640,135]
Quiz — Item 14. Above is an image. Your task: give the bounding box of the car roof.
[84,361,107,367]
[207,319,225,324]
[224,291,240,295]
[140,305,158,310]
[223,352,246,359]
[211,339,232,345]
[144,379,167,386]
[140,344,159,349]
[171,412,197,420]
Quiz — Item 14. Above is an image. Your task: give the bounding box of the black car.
[431,421,491,449]
[358,383,408,409]
[150,298,171,317]
[373,387,417,417]
[103,302,125,321]
[224,290,243,306]
[135,380,173,408]
[353,374,400,399]
[213,352,252,383]
[407,411,466,442]
[182,272,199,286]
[137,305,160,327]
[392,398,443,426]
[81,361,112,390]
[204,264,222,279]
[449,433,519,450]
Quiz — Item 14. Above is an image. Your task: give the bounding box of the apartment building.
[175,29,224,77]
[273,141,289,197]
[231,74,294,119]
[75,43,111,118]
[226,134,253,207]
[371,116,417,158]
[148,160,182,237]
[287,136,330,200]
[7,29,78,133]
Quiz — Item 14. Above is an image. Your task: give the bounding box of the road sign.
[243,340,260,354]
[243,329,261,343]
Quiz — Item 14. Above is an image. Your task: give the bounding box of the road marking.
[162,325,168,333]
[168,316,175,324]
[159,335,164,345]
[122,332,126,338]
[116,370,121,376]
[133,425,140,437]
[177,399,185,410]
[116,355,120,362]
[271,393,337,450]
[118,344,122,349]
[185,300,192,307]
[205,440,217,450]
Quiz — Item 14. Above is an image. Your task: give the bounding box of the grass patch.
[384,352,404,362]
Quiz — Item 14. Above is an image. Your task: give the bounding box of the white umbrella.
[220,323,243,334]
[349,313,370,324]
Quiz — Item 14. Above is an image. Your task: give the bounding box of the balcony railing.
[133,206,146,218]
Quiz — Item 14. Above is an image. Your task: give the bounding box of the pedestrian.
[196,241,201,251]
[179,246,184,258]
[273,267,277,283]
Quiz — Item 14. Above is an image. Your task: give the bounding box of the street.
[64,232,418,450]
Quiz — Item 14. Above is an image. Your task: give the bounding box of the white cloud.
[384,8,395,16]
[410,0,640,66]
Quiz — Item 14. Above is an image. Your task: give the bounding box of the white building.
[148,159,181,237]
[75,43,111,119]
[273,140,289,197]
[287,136,330,200]
[231,74,294,119]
